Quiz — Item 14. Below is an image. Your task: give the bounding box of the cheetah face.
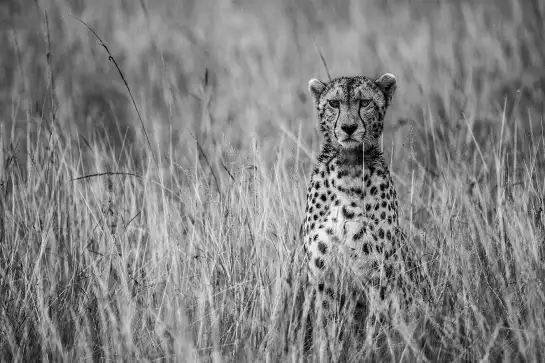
[308,74,396,151]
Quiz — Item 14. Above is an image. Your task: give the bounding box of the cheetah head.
[308,74,396,151]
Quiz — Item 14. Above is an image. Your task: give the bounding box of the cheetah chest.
[304,163,399,281]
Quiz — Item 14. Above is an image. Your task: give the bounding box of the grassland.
[1,0,545,361]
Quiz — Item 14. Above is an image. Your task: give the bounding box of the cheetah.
[300,73,427,355]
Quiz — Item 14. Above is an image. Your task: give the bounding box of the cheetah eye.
[360,99,372,108]
[328,100,340,108]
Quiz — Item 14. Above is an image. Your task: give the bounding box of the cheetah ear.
[308,78,326,103]
[375,73,397,104]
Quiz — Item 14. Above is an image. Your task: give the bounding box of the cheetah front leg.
[306,231,373,360]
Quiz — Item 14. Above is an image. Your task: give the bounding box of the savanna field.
[1,0,545,361]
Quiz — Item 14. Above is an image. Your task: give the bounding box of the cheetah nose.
[341,124,357,135]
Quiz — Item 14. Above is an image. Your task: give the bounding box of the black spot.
[366,180,371,187]
[355,300,367,322]
[351,187,363,195]
[338,170,349,178]
[310,223,316,229]
[381,201,387,208]
[385,249,396,260]
[362,243,370,254]
[320,194,327,202]
[334,199,341,206]
[314,192,318,198]
[312,214,318,221]
[342,207,355,219]
[364,174,369,181]
[386,193,391,200]
[354,227,366,241]
[324,179,329,188]
[380,212,386,220]
[387,217,392,224]
[385,266,394,279]
[322,300,329,309]
[326,228,334,235]
[365,204,372,211]
[375,218,379,225]
[318,241,328,253]
[380,286,387,300]
[374,204,379,210]
[378,228,385,239]
[313,234,319,241]
[330,194,336,201]
[370,186,377,195]
[309,206,314,213]
[315,258,325,269]
[320,171,325,178]
[332,217,337,223]
[380,184,386,191]
[386,231,392,240]
[315,182,321,189]
[351,202,357,208]
[381,193,385,199]
[316,203,321,209]
[339,294,347,310]
[376,245,383,254]
[319,210,325,216]
[311,198,316,204]
[318,283,325,292]
[373,234,378,241]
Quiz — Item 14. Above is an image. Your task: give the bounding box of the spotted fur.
[301,74,427,352]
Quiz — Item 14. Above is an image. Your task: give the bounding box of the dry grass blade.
[315,43,332,81]
[71,171,143,181]
[62,15,157,167]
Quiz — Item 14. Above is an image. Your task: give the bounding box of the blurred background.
[1,0,544,174]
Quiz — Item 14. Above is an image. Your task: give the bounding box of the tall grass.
[1,0,544,361]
